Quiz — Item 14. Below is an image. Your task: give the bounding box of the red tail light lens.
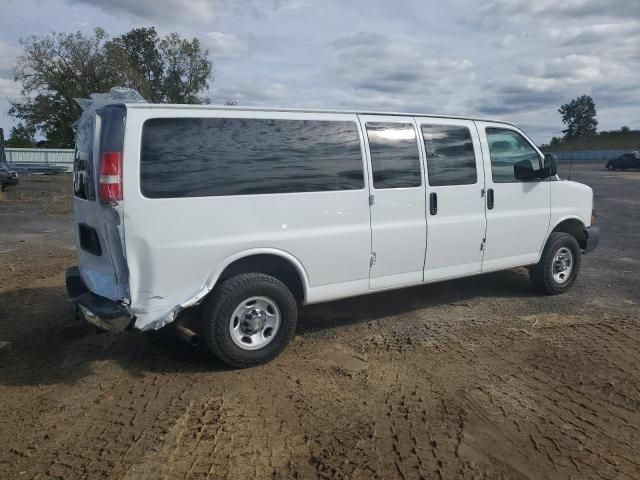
[98,151,122,203]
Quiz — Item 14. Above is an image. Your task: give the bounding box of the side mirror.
[514,160,536,180]
[542,153,558,178]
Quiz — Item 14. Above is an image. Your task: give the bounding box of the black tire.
[202,273,297,368]
[529,232,581,295]
[606,164,613,171]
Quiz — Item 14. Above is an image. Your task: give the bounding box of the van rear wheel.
[202,273,297,368]
[529,232,581,295]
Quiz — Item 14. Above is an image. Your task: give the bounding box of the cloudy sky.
[0,0,638,143]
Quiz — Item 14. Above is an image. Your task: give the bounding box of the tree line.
[545,94,638,151]
[6,27,212,148]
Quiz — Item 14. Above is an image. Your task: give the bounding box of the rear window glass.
[140,118,364,198]
[422,124,477,186]
[73,113,96,200]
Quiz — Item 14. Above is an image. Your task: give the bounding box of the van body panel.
[123,108,371,329]
[476,121,551,271]
[358,115,427,290]
[537,180,593,258]
[72,106,129,302]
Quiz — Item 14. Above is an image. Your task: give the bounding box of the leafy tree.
[558,95,598,139]
[5,123,37,148]
[10,27,213,147]
[549,136,561,147]
[621,126,630,133]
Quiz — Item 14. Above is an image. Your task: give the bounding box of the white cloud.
[65,0,285,25]
[204,32,254,58]
[0,78,21,99]
[330,32,474,112]
[482,0,640,20]
[0,41,21,77]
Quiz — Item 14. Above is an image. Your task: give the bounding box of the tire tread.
[202,273,297,368]
[529,232,581,295]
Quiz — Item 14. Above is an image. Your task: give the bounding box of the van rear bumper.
[65,266,133,332]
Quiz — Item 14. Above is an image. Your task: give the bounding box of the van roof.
[122,103,516,127]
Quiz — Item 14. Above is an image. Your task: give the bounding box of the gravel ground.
[0,165,639,479]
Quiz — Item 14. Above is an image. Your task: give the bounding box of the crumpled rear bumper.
[65,266,133,332]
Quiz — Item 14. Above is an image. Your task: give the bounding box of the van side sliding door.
[418,118,487,282]
[359,115,427,290]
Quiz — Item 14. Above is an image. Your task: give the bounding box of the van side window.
[421,124,477,186]
[366,123,421,189]
[140,118,364,198]
[486,128,541,183]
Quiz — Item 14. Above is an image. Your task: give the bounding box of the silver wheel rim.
[552,247,573,284]
[229,296,280,350]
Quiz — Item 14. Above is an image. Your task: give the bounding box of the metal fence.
[5,148,75,173]
[546,149,636,163]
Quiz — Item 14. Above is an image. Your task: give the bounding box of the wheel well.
[552,219,587,250]
[215,254,305,302]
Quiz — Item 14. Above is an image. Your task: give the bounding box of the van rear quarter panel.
[122,108,372,329]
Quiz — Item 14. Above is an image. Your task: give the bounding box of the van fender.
[204,248,311,301]
[536,214,587,263]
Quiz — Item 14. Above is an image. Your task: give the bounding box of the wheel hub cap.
[552,247,573,284]
[229,296,281,351]
[241,308,266,334]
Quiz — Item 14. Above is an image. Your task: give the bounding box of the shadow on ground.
[0,268,535,387]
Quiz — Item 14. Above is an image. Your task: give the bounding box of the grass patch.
[44,195,73,215]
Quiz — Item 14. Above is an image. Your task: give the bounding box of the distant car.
[606,152,640,171]
[0,163,19,191]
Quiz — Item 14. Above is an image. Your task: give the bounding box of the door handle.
[429,192,438,215]
[487,188,494,210]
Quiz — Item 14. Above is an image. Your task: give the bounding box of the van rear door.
[72,105,129,302]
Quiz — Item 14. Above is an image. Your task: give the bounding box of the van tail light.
[99,151,122,203]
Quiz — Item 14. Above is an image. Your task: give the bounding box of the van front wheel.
[202,273,297,368]
[529,232,581,295]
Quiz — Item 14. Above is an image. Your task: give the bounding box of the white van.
[66,101,599,367]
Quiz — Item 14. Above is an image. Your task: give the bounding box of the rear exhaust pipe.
[175,322,199,346]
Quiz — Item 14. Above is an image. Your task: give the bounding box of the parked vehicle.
[606,152,640,170]
[66,102,599,367]
[0,163,19,191]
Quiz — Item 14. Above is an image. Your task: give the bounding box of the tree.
[11,27,213,147]
[621,126,630,133]
[558,95,598,139]
[5,124,37,148]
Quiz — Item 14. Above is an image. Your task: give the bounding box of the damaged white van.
[66,96,600,367]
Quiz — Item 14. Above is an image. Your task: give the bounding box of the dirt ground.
[1,165,639,480]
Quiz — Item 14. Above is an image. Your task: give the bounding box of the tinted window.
[421,124,477,186]
[366,123,421,189]
[74,113,95,200]
[141,118,364,198]
[486,128,541,183]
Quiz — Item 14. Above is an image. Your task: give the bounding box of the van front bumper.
[583,226,600,254]
[65,266,133,332]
